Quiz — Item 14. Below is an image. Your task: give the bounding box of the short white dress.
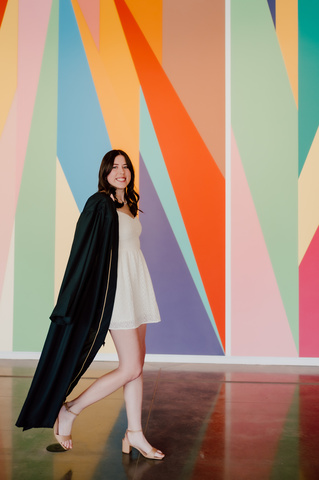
[109,210,161,330]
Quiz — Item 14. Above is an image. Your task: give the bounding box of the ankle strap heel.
[64,403,78,417]
[122,429,164,460]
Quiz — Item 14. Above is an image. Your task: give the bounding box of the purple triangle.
[267,0,276,28]
[139,154,224,355]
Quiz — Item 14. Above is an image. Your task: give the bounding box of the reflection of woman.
[16,149,164,460]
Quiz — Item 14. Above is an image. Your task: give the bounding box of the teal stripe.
[299,1,319,174]
[139,90,222,347]
[231,0,298,348]
[13,0,59,351]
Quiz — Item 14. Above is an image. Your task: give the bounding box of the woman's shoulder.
[83,192,115,214]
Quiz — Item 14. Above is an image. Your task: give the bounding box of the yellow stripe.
[0,0,18,135]
[276,0,298,107]
[71,0,140,185]
[298,127,319,263]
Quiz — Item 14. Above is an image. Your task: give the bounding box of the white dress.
[109,210,161,330]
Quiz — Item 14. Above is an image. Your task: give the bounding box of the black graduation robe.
[16,192,119,430]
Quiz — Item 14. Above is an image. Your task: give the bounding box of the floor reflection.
[1,360,319,479]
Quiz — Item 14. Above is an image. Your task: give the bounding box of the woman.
[16,149,164,460]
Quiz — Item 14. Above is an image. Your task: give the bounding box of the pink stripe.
[231,130,297,356]
[228,381,297,477]
[299,226,319,356]
[16,0,52,197]
[77,0,100,49]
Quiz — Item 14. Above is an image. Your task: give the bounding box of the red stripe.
[115,0,225,347]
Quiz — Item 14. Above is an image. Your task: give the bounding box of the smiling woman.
[16,149,164,460]
[98,150,140,217]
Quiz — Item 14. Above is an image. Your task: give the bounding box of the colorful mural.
[231,0,298,356]
[0,0,318,359]
[231,0,319,359]
[0,0,225,356]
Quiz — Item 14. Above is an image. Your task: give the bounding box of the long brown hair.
[98,149,140,217]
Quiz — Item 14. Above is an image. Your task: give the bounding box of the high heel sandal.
[122,429,165,460]
[53,403,78,451]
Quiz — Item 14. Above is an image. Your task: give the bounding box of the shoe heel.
[122,437,132,454]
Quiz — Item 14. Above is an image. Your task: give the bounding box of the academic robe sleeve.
[15,192,119,430]
[50,193,116,325]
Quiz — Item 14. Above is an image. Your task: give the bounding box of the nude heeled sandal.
[122,429,165,460]
[54,403,78,451]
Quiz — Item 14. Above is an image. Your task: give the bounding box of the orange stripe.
[0,0,8,28]
[125,0,162,63]
[115,0,225,347]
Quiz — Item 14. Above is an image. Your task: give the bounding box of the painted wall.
[0,0,318,360]
[231,0,319,359]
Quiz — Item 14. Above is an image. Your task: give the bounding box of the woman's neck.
[115,189,125,203]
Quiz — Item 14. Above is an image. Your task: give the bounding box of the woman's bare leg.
[123,324,146,431]
[56,328,144,449]
[122,325,164,458]
[56,325,163,457]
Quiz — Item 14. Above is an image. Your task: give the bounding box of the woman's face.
[107,155,131,190]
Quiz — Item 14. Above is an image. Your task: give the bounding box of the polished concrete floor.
[1,359,319,479]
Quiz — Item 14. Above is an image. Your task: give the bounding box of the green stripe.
[231,0,298,348]
[13,0,59,351]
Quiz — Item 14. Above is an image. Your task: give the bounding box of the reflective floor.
[1,360,319,479]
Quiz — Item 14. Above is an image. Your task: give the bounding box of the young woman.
[16,149,164,460]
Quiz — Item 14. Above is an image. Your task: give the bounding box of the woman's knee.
[121,361,143,383]
[130,360,144,381]
[111,328,145,382]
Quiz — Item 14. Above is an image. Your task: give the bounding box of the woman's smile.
[107,155,131,190]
